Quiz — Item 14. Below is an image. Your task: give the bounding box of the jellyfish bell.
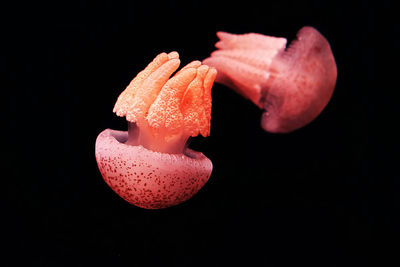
[95,129,212,209]
[95,52,217,209]
[203,26,337,133]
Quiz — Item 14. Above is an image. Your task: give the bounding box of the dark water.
[3,1,395,266]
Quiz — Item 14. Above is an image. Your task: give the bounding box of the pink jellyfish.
[95,51,217,209]
[203,26,337,133]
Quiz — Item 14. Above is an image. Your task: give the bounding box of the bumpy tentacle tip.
[204,26,337,133]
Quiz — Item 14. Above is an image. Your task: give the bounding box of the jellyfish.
[203,26,337,133]
[95,51,217,209]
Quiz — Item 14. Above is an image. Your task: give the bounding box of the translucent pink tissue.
[203,26,337,133]
[95,129,212,209]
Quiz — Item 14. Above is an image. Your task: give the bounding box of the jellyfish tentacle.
[114,52,171,117]
[203,55,268,106]
[211,49,279,70]
[147,67,198,135]
[202,68,217,136]
[216,31,287,50]
[181,65,208,137]
[127,58,180,124]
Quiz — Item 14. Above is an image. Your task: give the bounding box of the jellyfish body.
[95,52,217,209]
[203,26,337,133]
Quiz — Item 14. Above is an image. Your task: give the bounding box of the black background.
[3,1,397,266]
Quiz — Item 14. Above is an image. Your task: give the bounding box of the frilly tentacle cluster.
[113,52,217,139]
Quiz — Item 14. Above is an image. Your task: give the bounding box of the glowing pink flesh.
[95,52,216,209]
[203,26,337,133]
[95,129,212,209]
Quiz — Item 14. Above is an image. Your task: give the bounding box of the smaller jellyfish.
[203,26,337,133]
[95,52,217,209]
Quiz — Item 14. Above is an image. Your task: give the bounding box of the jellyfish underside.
[203,26,337,133]
[95,52,217,209]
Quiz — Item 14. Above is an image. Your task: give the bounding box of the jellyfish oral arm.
[113,52,216,154]
[95,52,217,209]
[203,26,337,133]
